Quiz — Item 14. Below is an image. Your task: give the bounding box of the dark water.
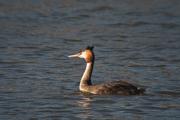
[0,0,180,119]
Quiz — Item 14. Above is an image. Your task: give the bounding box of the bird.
[68,46,145,95]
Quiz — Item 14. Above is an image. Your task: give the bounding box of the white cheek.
[79,52,86,58]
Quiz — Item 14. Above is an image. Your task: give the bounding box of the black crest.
[86,46,94,50]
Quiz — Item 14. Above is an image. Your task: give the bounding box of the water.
[0,0,180,119]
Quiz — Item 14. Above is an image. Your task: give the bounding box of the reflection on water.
[76,96,93,119]
[0,0,180,120]
[77,96,93,109]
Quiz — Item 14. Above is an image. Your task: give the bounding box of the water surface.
[0,0,180,120]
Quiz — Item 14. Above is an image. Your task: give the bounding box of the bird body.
[68,46,145,95]
[80,80,144,95]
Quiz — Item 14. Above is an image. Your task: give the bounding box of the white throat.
[80,62,93,89]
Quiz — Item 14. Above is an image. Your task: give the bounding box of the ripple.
[157,91,180,97]
[128,21,149,27]
[108,21,149,27]
[81,5,114,13]
[91,5,114,12]
[15,46,40,50]
[127,63,166,68]
[160,23,179,29]
[0,60,38,65]
[163,12,179,17]
[93,99,116,104]
[64,14,90,21]
[159,104,180,109]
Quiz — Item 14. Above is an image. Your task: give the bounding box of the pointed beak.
[68,53,81,58]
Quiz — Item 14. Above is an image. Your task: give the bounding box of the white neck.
[80,62,93,89]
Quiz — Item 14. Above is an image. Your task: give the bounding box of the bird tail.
[137,87,145,95]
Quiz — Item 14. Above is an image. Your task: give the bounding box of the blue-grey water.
[0,0,180,120]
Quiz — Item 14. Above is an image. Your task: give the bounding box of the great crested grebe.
[68,46,145,95]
